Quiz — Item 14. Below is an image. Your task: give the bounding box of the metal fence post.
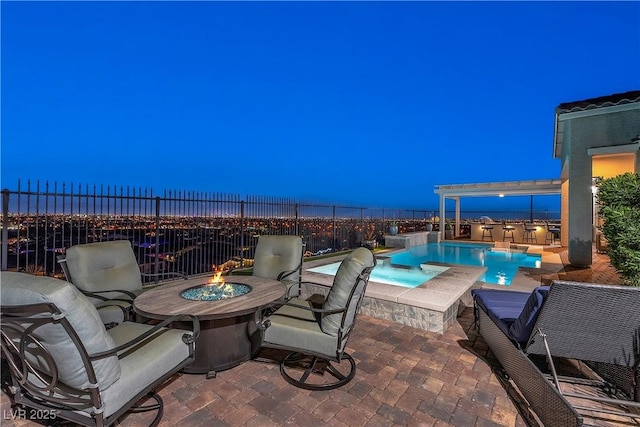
[360,207,364,243]
[2,189,9,271]
[332,205,336,250]
[240,200,245,267]
[0,180,563,276]
[154,196,161,282]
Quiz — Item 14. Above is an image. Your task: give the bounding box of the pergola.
[434,179,562,237]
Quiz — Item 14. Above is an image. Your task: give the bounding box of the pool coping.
[301,240,564,334]
[302,249,486,334]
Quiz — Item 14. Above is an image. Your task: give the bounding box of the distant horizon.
[2,177,560,218]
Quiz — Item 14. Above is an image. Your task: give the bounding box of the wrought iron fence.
[1,180,560,278]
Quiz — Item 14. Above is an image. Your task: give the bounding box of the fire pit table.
[133,275,286,378]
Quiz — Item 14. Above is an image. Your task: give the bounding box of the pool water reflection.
[390,242,541,285]
[310,242,540,287]
[308,262,448,288]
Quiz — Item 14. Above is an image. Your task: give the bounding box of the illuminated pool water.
[390,242,541,285]
[308,262,448,288]
[309,242,541,287]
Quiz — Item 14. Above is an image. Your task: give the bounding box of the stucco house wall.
[555,93,640,266]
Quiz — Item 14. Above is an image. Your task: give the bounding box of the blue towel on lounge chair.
[472,286,550,346]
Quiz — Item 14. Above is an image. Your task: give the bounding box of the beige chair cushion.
[321,247,375,337]
[65,240,143,294]
[101,322,193,417]
[252,236,303,291]
[262,298,338,357]
[0,272,121,390]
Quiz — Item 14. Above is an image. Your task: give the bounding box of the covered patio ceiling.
[434,179,562,198]
[434,179,562,236]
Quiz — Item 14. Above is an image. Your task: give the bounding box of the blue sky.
[2,1,639,211]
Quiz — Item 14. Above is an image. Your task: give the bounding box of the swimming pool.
[389,242,540,285]
[308,262,449,288]
[309,242,541,286]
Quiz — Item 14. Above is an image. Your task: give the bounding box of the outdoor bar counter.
[469,222,559,244]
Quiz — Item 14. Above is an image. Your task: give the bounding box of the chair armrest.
[277,267,300,281]
[141,271,188,281]
[277,300,346,316]
[281,277,324,300]
[298,280,331,294]
[293,280,332,301]
[141,272,188,289]
[255,299,346,331]
[89,314,200,360]
[81,289,137,302]
[94,298,135,306]
[94,303,131,324]
[300,280,331,289]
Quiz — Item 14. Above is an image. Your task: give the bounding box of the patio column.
[454,197,460,237]
[439,192,445,240]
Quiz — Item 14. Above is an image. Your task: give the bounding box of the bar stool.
[481,223,494,241]
[544,222,560,245]
[522,223,537,244]
[502,223,515,242]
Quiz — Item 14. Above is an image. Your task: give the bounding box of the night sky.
[2,1,639,211]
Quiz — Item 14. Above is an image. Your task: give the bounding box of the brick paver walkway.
[0,247,626,427]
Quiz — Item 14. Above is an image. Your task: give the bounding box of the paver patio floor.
[0,247,625,427]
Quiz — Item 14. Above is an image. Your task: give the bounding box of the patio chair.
[472,281,640,427]
[255,247,376,390]
[252,235,304,299]
[481,222,494,241]
[501,221,515,242]
[58,240,186,326]
[522,222,537,243]
[544,221,561,245]
[0,271,199,427]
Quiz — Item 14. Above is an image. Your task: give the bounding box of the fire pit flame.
[208,267,225,285]
[180,266,252,301]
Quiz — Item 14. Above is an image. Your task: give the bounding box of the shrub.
[597,172,640,286]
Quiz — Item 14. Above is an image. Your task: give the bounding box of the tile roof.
[556,90,640,114]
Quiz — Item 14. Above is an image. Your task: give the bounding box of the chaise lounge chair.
[472,280,640,427]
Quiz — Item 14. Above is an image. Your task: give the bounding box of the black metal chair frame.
[57,250,187,322]
[522,223,537,244]
[275,243,306,300]
[481,223,494,241]
[1,302,200,427]
[544,222,561,245]
[474,281,640,427]
[250,236,306,301]
[502,224,515,242]
[256,261,375,391]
